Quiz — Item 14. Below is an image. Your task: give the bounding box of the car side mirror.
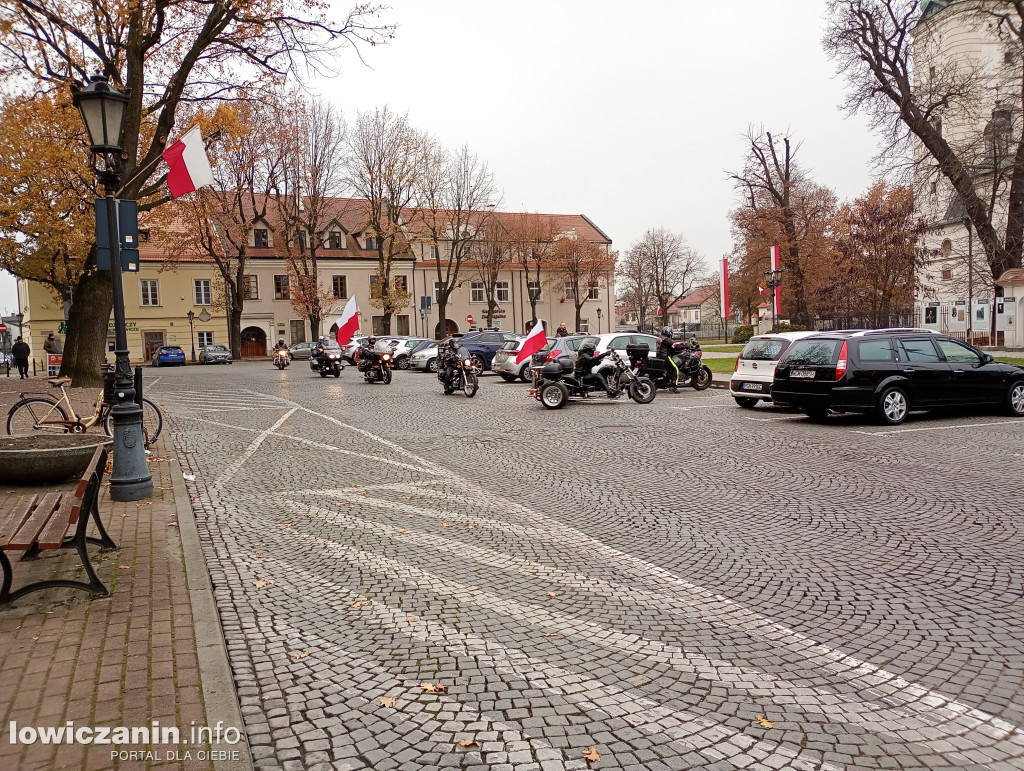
[982,353,994,364]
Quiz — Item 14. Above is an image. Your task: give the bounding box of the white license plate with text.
[791,369,816,379]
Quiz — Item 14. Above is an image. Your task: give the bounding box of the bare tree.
[471,210,512,328]
[413,143,496,337]
[553,235,609,332]
[274,97,346,339]
[346,107,423,334]
[503,213,558,328]
[824,0,1024,280]
[623,227,702,330]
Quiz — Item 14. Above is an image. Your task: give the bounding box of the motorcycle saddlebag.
[625,344,650,367]
[541,362,563,378]
[644,356,666,374]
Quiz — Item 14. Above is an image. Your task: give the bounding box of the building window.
[140,279,159,306]
[371,316,385,334]
[194,279,211,306]
[274,275,289,299]
[495,281,510,303]
[290,320,306,344]
[941,268,953,281]
[434,281,444,301]
[588,281,600,301]
[394,276,408,292]
[470,281,485,303]
[254,228,269,248]
[294,229,307,249]
[197,331,214,348]
[332,275,348,299]
[527,280,541,301]
[328,230,343,249]
[366,236,379,250]
[563,284,577,301]
[369,275,378,291]
[138,230,150,243]
[578,318,589,333]
[242,275,259,300]
[395,315,410,335]
[429,244,438,259]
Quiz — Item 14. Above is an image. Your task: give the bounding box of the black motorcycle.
[273,349,291,370]
[641,339,712,391]
[531,353,654,410]
[439,353,479,398]
[358,348,393,384]
[310,346,343,378]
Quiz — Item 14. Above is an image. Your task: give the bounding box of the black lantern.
[71,74,130,156]
[763,268,784,333]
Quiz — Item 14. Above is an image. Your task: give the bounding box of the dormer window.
[366,236,379,250]
[328,230,343,249]
[254,228,269,248]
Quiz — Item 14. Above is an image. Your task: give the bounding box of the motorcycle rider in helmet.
[438,337,463,384]
[357,336,378,366]
[273,338,290,359]
[575,342,619,398]
[658,326,680,393]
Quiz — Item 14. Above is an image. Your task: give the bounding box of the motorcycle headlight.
[329,353,339,358]
[382,353,391,361]
[463,358,472,366]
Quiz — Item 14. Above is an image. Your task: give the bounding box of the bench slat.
[0,495,39,548]
[7,493,63,551]
[74,446,105,500]
[37,494,73,549]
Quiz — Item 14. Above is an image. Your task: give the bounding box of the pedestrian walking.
[555,322,569,337]
[12,336,30,379]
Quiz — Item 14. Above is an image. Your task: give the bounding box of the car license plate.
[741,382,763,391]
[791,369,815,379]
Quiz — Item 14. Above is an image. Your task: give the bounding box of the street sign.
[0,323,6,333]
[420,295,431,314]
[95,198,140,272]
[466,314,473,325]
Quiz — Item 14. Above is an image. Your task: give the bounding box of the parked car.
[389,338,431,369]
[456,330,519,371]
[152,345,186,367]
[288,342,318,360]
[529,335,596,372]
[771,329,1024,426]
[341,337,369,365]
[409,341,440,372]
[198,344,233,365]
[492,336,533,382]
[591,332,660,365]
[729,331,817,407]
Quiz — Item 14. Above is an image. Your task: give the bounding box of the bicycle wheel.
[103,398,163,445]
[7,399,69,436]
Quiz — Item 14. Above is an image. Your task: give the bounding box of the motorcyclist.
[658,326,680,393]
[357,336,378,367]
[438,338,463,384]
[273,338,290,359]
[575,342,618,398]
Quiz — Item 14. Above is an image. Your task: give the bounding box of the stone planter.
[0,435,114,485]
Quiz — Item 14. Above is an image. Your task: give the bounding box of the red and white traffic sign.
[0,323,7,333]
[466,314,473,325]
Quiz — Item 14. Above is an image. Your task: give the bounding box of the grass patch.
[701,344,745,353]
[704,356,739,374]
[995,356,1024,367]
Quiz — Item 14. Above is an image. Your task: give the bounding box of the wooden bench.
[0,445,118,608]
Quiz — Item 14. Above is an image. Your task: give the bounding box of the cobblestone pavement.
[149,362,1024,771]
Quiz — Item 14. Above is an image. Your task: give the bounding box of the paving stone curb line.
[170,441,254,771]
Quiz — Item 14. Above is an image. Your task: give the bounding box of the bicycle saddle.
[48,378,71,386]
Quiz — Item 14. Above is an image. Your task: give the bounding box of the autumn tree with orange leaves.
[0,0,393,385]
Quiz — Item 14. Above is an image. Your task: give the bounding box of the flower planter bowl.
[0,435,114,485]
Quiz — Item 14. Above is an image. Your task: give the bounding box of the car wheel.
[500,373,517,382]
[876,386,909,426]
[802,406,829,421]
[1006,380,1024,417]
[396,357,410,370]
[471,354,486,371]
[734,397,758,409]
[427,358,438,373]
[519,364,532,383]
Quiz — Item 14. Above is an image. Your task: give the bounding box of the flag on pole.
[494,288,503,313]
[162,126,215,199]
[719,257,730,317]
[769,245,782,316]
[515,318,547,364]
[758,286,766,297]
[335,296,360,346]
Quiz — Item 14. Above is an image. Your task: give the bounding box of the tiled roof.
[668,286,716,310]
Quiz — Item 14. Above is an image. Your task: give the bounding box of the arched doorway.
[434,319,459,338]
[241,326,267,358]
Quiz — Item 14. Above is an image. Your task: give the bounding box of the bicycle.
[6,377,163,447]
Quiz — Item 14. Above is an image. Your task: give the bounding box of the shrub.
[732,325,754,344]
[775,322,806,333]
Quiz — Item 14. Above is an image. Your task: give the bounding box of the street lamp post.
[596,306,603,335]
[187,310,196,362]
[72,73,152,501]
[764,268,784,333]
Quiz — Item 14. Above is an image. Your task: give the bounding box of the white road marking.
[854,419,1024,437]
[210,407,297,492]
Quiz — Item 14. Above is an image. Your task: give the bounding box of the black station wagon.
[770,329,1024,425]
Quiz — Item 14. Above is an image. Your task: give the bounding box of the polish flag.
[162,126,215,199]
[515,319,547,364]
[758,286,766,296]
[335,296,360,346]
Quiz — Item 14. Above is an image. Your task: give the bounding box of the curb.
[167,435,254,771]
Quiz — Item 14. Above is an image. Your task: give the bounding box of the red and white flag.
[515,319,547,364]
[720,257,730,317]
[162,126,215,199]
[335,296,360,346]
[758,286,766,297]
[769,245,782,315]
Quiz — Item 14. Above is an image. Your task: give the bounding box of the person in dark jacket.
[575,342,618,398]
[658,326,680,393]
[11,336,30,379]
[555,322,569,337]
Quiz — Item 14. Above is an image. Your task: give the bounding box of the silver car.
[288,342,318,360]
[409,341,440,372]
[492,337,533,382]
[198,344,232,364]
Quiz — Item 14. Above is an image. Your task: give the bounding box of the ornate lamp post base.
[108,351,153,501]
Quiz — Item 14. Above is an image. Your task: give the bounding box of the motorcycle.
[530,353,655,410]
[310,346,343,378]
[273,349,291,370]
[358,348,393,384]
[640,339,712,391]
[439,353,479,398]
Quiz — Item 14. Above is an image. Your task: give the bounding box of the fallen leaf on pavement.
[542,633,559,637]
[117,565,131,570]
[167,523,178,527]
[755,715,774,729]
[458,739,479,747]
[546,592,559,597]
[282,523,293,527]
[350,601,368,609]
[294,652,309,660]
[252,580,275,589]
[419,682,447,693]
[442,523,451,528]
[121,513,129,518]
[352,484,362,488]
[255,554,265,559]
[396,529,409,534]
[583,747,601,762]
[406,616,415,622]
[379,697,397,708]
[466,525,475,530]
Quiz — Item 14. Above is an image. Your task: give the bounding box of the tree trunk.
[381,313,391,335]
[436,297,448,339]
[59,268,112,388]
[229,305,243,359]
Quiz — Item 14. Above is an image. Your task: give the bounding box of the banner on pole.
[769,245,782,316]
[719,257,730,319]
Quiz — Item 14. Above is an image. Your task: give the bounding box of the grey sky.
[0,0,881,314]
